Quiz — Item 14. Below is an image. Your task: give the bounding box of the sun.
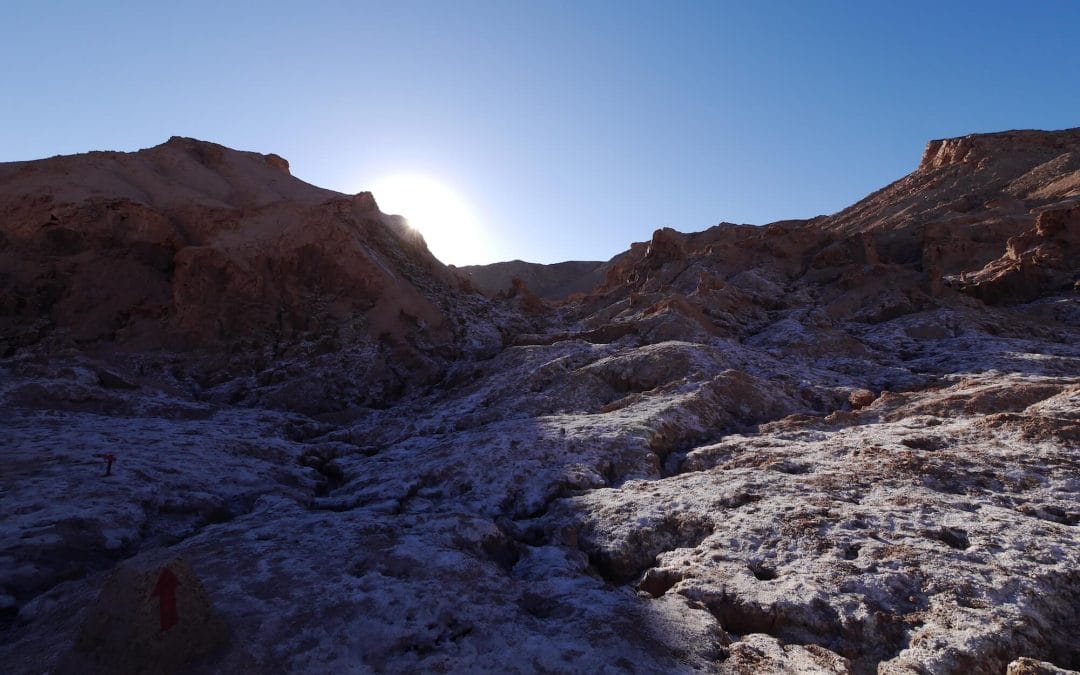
[368,174,492,265]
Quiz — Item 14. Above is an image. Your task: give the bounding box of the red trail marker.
[151,567,180,633]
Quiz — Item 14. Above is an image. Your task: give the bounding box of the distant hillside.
[458,259,608,299]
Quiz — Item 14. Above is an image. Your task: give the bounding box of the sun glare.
[368,174,492,265]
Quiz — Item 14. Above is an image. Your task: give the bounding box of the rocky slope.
[1,129,1078,674]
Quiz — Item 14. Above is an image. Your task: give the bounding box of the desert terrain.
[1,129,1078,674]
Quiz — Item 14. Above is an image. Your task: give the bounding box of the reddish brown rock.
[951,204,1080,303]
[848,388,877,409]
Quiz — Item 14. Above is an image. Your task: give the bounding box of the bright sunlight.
[368,174,493,265]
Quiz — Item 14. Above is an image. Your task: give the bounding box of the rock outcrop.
[1,129,1078,674]
[949,204,1080,303]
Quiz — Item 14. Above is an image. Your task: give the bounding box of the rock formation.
[1,129,1078,674]
[0,137,506,414]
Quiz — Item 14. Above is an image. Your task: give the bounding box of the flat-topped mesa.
[918,128,1080,172]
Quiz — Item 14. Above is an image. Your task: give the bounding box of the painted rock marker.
[94,452,116,476]
[55,556,227,675]
[151,567,180,632]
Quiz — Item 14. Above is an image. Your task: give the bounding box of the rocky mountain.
[1,130,1078,674]
[0,137,506,413]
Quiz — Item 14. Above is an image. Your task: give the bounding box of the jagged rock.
[848,388,877,409]
[721,633,851,674]
[1007,657,1080,675]
[952,204,1080,303]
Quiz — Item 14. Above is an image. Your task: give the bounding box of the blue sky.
[2,1,1079,264]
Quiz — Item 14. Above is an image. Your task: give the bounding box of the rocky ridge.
[1,129,1078,674]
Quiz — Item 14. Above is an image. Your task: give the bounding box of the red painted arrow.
[151,568,180,633]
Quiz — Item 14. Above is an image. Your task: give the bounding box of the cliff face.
[1,130,1078,674]
[917,129,1080,173]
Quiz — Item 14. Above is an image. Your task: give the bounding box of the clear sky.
[2,1,1079,265]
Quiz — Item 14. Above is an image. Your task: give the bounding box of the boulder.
[55,557,227,675]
